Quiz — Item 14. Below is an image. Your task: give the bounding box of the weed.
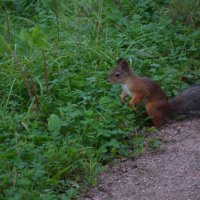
[169,0,200,27]
[0,0,199,199]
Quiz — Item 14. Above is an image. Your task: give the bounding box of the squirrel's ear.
[117,58,128,68]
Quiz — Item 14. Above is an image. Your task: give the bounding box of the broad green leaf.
[48,114,62,132]
[19,29,31,42]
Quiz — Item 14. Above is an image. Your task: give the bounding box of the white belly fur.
[122,84,132,96]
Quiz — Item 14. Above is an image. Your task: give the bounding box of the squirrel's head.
[108,58,133,84]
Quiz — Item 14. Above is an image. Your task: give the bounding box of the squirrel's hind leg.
[145,102,167,128]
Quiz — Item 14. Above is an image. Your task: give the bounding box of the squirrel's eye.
[115,72,120,78]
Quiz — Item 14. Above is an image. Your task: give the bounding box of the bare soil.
[82,118,200,200]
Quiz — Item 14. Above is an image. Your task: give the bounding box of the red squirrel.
[108,58,200,128]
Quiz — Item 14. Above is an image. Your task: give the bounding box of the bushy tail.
[169,84,200,117]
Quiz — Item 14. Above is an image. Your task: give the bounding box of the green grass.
[0,0,200,199]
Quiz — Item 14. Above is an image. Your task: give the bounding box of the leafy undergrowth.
[0,0,199,199]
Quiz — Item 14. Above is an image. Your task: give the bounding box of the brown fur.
[108,58,169,128]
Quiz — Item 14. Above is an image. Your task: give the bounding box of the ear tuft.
[117,58,128,68]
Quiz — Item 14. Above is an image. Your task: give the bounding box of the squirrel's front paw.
[129,102,137,111]
[120,95,126,104]
[120,98,126,104]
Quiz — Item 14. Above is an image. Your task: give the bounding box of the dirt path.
[82,118,200,200]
